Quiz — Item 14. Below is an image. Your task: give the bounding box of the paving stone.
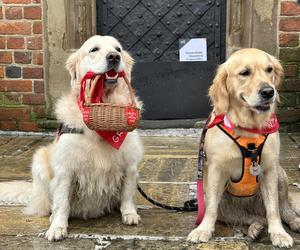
[0,134,299,249]
[0,236,96,250]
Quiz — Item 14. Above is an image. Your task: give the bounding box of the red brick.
[24,6,41,19]
[7,37,24,49]
[0,67,4,78]
[33,105,45,118]
[281,79,300,91]
[0,80,32,92]
[5,7,22,19]
[0,7,3,19]
[23,67,43,79]
[280,18,300,32]
[27,36,42,50]
[0,108,30,120]
[23,93,45,104]
[32,0,41,3]
[33,80,44,93]
[32,52,43,65]
[0,37,5,49]
[3,0,31,3]
[281,2,300,16]
[14,51,32,64]
[33,21,42,34]
[18,121,39,131]
[0,52,12,64]
[0,21,31,35]
[283,65,298,77]
[0,121,17,130]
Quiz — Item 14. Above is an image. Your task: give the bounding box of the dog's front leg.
[120,166,140,225]
[45,173,72,241]
[260,164,293,248]
[188,163,227,243]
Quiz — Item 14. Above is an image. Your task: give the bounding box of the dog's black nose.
[106,52,120,64]
[259,86,274,99]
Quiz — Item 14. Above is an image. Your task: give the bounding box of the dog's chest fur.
[69,162,124,219]
[51,132,141,219]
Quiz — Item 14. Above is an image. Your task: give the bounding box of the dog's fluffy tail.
[0,181,32,205]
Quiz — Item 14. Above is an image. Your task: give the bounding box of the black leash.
[137,115,212,212]
[137,184,197,211]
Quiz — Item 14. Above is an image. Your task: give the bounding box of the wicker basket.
[80,74,140,132]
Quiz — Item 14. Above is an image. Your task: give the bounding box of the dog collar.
[208,113,279,134]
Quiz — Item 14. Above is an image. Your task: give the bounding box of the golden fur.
[188,48,300,248]
[0,35,143,241]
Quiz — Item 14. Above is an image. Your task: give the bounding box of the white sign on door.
[179,38,207,62]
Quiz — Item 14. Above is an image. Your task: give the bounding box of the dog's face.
[66,35,134,87]
[209,48,283,115]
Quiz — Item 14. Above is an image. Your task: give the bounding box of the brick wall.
[0,0,45,131]
[279,0,300,131]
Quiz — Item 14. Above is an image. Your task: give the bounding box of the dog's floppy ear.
[208,64,229,114]
[65,51,79,86]
[122,50,134,78]
[268,54,284,88]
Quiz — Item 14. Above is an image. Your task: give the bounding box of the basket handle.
[123,75,137,107]
[86,75,101,104]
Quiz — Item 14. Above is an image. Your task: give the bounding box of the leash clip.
[199,150,206,159]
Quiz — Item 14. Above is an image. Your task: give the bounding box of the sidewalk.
[0,132,299,249]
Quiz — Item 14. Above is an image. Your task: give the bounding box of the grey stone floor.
[0,132,299,249]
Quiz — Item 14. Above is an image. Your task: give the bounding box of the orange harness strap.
[217,124,268,197]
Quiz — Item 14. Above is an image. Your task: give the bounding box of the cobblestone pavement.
[0,132,299,249]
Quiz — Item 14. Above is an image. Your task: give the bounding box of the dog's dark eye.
[115,47,121,52]
[89,47,99,53]
[266,66,273,73]
[239,69,251,77]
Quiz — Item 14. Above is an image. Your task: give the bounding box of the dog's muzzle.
[105,72,119,85]
[105,52,121,84]
[259,86,274,100]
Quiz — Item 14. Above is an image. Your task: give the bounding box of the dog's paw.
[270,231,293,248]
[248,222,264,240]
[187,229,212,243]
[45,226,68,241]
[122,213,140,225]
[289,217,300,233]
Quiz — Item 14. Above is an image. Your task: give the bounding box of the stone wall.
[0,0,45,131]
[279,0,300,131]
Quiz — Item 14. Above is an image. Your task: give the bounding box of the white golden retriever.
[188,48,300,248]
[0,35,143,241]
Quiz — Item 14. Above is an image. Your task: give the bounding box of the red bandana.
[78,70,128,149]
[208,113,279,134]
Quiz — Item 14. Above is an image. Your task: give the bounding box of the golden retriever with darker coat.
[188,48,300,248]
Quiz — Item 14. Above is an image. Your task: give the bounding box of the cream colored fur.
[0,35,143,241]
[188,49,300,248]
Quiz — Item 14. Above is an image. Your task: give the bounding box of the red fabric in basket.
[78,70,129,149]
